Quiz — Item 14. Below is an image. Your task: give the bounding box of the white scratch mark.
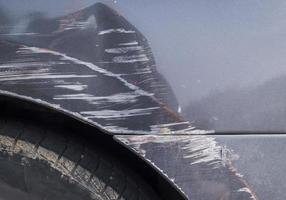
[116,135,222,167]
[0,73,96,81]
[118,41,139,46]
[57,15,97,32]
[113,54,149,63]
[98,28,135,35]
[150,122,193,134]
[105,46,143,54]
[54,84,88,91]
[18,46,152,97]
[80,107,160,119]
[54,92,139,104]
[0,61,67,69]
[0,32,39,36]
[0,90,187,135]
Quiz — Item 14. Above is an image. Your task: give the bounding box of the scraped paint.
[113,54,149,63]
[80,107,160,119]
[105,46,143,54]
[54,92,139,104]
[98,28,135,35]
[118,41,139,46]
[18,47,152,97]
[54,84,88,91]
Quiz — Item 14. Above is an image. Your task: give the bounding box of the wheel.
[0,115,159,200]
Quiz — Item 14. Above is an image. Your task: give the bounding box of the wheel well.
[0,94,187,200]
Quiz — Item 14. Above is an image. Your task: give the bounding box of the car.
[0,1,283,200]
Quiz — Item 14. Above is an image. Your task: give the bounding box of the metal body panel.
[116,135,286,200]
[0,3,194,134]
[0,2,277,200]
[217,135,286,200]
[0,3,204,198]
[115,135,257,200]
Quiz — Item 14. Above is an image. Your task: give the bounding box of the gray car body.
[0,2,278,200]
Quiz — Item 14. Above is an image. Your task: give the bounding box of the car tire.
[0,115,159,200]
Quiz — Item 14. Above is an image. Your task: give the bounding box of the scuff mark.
[57,15,97,33]
[114,136,189,198]
[0,90,197,134]
[17,46,152,97]
[112,54,149,63]
[116,135,222,167]
[115,135,258,200]
[0,61,67,69]
[54,84,88,91]
[118,41,139,46]
[105,46,143,54]
[54,92,139,105]
[0,73,96,81]
[80,107,160,119]
[98,28,135,35]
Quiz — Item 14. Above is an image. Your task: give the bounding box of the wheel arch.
[0,92,187,200]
